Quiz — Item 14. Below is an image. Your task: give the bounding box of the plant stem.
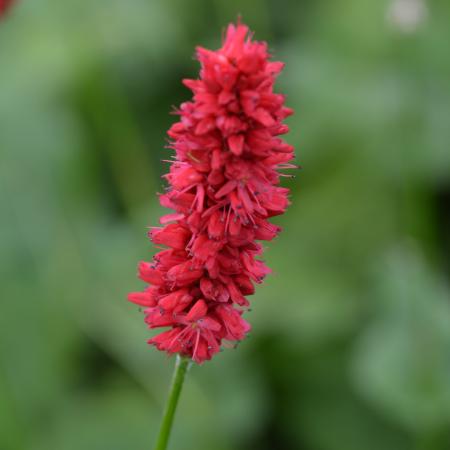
[153,355,190,450]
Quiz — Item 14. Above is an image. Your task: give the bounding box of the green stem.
[153,355,190,450]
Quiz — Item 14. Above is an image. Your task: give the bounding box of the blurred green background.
[1,0,450,449]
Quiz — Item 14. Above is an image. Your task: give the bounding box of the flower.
[0,0,14,17]
[129,21,295,364]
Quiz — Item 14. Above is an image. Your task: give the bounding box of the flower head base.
[129,21,295,364]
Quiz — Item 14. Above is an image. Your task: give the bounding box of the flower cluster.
[129,21,295,363]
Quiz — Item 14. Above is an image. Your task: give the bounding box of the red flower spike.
[129,21,295,364]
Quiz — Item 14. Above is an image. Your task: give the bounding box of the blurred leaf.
[351,246,450,433]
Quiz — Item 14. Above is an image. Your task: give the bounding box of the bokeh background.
[1,0,450,449]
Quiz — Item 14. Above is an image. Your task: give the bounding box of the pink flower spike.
[128,20,295,364]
